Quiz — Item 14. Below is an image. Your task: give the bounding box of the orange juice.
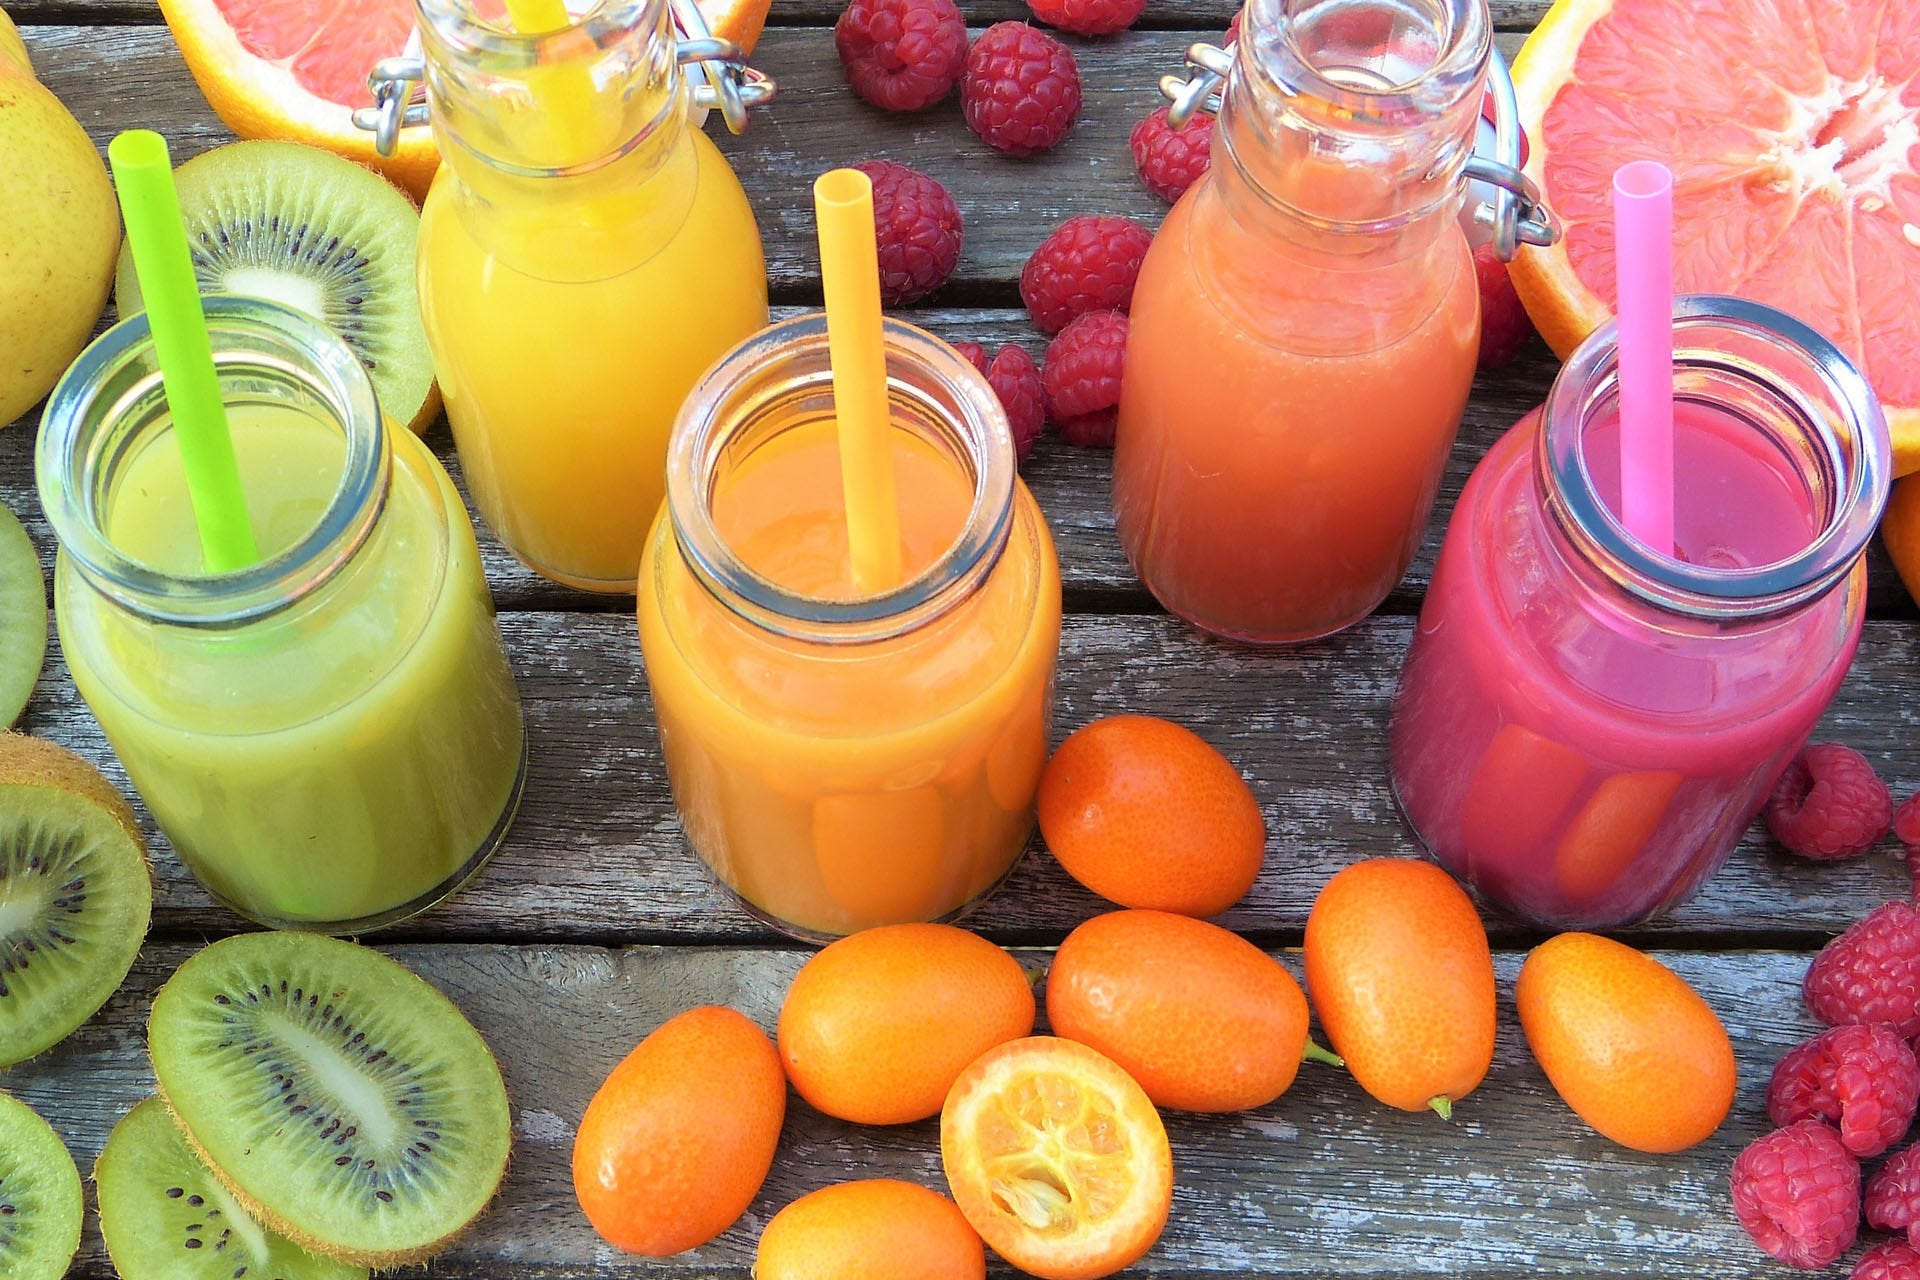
[414,0,768,592]
[637,317,1062,939]
[1112,0,1491,643]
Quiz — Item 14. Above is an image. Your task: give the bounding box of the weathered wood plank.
[0,943,1842,1277]
[4,0,1555,30]
[0,323,1909,616]
[20,25,1530,295]
[11,608,1918,945]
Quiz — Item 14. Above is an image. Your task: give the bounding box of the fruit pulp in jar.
[57,401,525,928]
[1112,184,1480,644]
[637,417,1063,940]
[1389,400,1860,926]
[417,128,768,593]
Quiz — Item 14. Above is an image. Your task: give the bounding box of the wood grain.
[0,942,1833,1278]
[9,607,1916,947]
[17,24,1531,296]
[3,0,1557,29]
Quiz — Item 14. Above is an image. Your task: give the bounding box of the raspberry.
[1858,1240,1920,1279]
[1019,214,1153,335]
[1729,1121,1861,1269]
[953,340,988,372]
[1042,309,1127,448]
[835,0,969,112]
[1768,743,1895,859]
[1226,6,1243,40]
[985,344,1045,461]
[1869,1144,1920,1241]
[1767,1024,1920,1157]
[1897,791,1920,852]
[852,160,963,306]
[961,23,1082,157]
[1026,0,1144,37]
[1806,902,1920,1042]
[1130,105,1214,203]
[1474,243,1536,368]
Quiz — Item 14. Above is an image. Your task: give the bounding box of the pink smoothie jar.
[1389,295,1891,928]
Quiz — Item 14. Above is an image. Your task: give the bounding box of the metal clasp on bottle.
[352,0,776,155]
[1157,41,1559,261]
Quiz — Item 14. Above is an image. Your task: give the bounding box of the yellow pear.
[0,9,29,75]
[0,18,120,427]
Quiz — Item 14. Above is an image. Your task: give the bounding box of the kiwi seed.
[0,1090,82,1280]
[148,931,512,1267]
[0,732,151,1068]
[98,1096,367,1280]
[113,140,439,433]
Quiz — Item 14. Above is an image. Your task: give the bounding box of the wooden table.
[5,2,1916,1275]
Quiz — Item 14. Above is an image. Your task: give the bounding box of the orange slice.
[941,1036,1172,1280]
[1510,0,1920,475]
[158,0,774,204]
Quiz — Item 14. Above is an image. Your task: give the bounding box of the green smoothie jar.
[38,297,526,931]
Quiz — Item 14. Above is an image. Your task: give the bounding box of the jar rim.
[416,0,654,62]
[664,314,1017,642]
[1242,0,1491,124]
[1539,293,1892,619]
[36,297,388,627]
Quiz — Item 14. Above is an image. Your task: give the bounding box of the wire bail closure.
[352,0,776,154]
[1157,40,1559,261]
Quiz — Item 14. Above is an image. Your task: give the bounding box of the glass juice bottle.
[414,0,769,592]
[1114,0,1487,644]
[1389,297,1891,928]
[636,316,1064,941]
[39,298,528,932]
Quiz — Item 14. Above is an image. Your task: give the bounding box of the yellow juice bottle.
[414,0,770,592]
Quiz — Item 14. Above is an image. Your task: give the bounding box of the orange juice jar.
[636,316,1063,940]
[391,0,770,592]
[1114,0,1550,644]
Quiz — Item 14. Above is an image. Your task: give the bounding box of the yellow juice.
[56,401,526,928]
[417,124,768,592]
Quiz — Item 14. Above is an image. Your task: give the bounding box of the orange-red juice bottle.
[636,316,1063,940]
[1114,0,1490,644]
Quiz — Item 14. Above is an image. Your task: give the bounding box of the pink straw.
[1612,160,1676,556]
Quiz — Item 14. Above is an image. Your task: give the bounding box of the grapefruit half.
[1510,0,1920,475]
[159,0,775,204]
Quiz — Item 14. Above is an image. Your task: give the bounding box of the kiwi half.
[0,503,46,727]
[148,932,512,1267]
[0,1090,82,1279]
[0,733,151,1068]
[114,141,439,433]
[98,1097,367,1280]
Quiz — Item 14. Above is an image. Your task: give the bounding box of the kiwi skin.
[152,1084,510,1270]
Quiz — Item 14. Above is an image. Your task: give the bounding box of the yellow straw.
[813,169,902,594]
[504,0,597,167]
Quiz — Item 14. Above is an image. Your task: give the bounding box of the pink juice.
[1388,398,1865,927]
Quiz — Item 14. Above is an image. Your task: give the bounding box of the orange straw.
[813,169,903,594]
[504,0,597,166]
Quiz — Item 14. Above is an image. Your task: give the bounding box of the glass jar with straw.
[636,170,1063,941]
[39,131,525,932]
[1387,164,1891,928]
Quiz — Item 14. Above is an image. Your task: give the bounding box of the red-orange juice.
[636,318,1062,939]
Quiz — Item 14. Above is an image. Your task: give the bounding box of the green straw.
[107,130,256,572]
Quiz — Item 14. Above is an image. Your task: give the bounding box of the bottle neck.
[36,299,388,628]
[420,0,685,181]
[1534,296,1891,622]
[667,316,1017,645]
[1208,0,1489,247]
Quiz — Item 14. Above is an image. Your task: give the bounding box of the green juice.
[56,401,525,929]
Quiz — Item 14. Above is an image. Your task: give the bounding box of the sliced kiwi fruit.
[0,504,46,727]
[0,733,151,1068]
[148,932,511,1267]
[98,1097,367,1280]
[0,1090,82,1279]
[114,141,439,433]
